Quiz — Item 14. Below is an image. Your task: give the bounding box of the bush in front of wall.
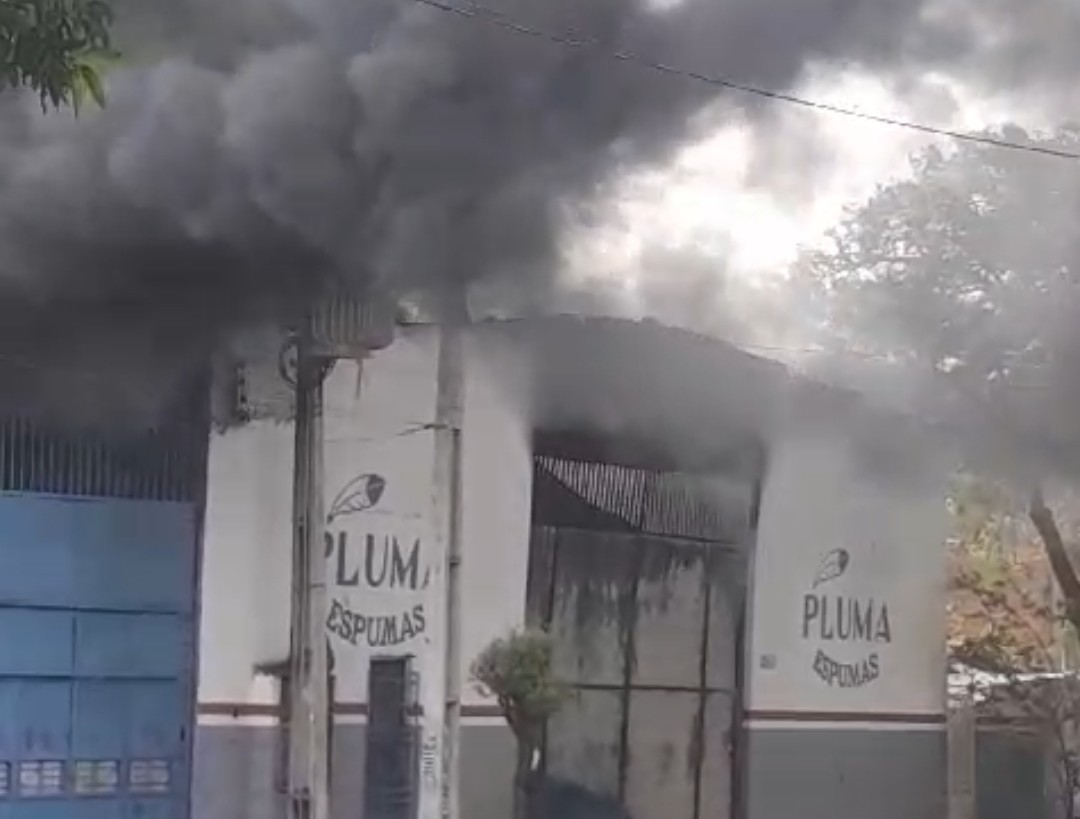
[471,628,569,819]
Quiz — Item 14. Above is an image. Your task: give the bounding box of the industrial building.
[0,312,955,819]
[0,316,952,819]
[193,316,953,819]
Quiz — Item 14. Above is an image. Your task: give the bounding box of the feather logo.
[812,548,850,588]
[327,473,386,523]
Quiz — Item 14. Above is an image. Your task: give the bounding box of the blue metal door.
[0,493,197,819]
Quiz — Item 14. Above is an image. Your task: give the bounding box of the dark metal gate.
[975,728,1050,819]
[526,447,759,819]
[363,658,418,819]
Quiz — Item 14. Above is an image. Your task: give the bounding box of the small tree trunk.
[513,738,535,819]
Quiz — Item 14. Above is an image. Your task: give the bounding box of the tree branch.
[1029,487,1080,625]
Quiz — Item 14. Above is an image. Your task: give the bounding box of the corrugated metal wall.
[0,413,204,502]
[528,447,758,819]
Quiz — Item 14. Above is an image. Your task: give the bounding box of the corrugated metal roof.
[533,454,754,543]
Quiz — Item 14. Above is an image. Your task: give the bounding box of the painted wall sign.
[746,431,950,716]
[421,732,439,790]
[326,598,426,648]
[320,410,447,819]
[323,472,433,653]
[201,340,533,819]
[801,548,892,688]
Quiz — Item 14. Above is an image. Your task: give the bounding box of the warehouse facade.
[194,316,953,819]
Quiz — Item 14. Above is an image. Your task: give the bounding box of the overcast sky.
[564,61,1061,352]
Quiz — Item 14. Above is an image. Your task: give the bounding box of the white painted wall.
[746,421,952,718]
[200,419,294,707]
[197,326,533,713]
[199,317,954,765]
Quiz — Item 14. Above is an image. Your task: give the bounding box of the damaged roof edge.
[219,314,949,475]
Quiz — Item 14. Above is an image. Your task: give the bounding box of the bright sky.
[564,63,1056,348]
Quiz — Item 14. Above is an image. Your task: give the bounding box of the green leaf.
[0,0,116,110]
[76,60,102,106]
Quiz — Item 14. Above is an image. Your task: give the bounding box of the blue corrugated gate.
[0,410,205,819]
[0,494,197,818]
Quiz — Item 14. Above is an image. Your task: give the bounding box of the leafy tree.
[0,0,114,109]
[948,475,1060,672]
[472,629,568,819]
[799,126,1080,631]
[945,472,1080,674]
[947,473,1080,817]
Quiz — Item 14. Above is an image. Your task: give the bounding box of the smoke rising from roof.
[0,0,1075,423]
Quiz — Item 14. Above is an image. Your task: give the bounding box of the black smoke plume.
[0,0,1072,423]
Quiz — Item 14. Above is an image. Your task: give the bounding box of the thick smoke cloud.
[0,0,1074,423]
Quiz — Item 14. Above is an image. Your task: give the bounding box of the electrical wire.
[407,0,1080,162]
[0,334,1065,403]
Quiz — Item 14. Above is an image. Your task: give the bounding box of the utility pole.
[285,289,395,819]
[287,331,331,819]
[434,286,467,819]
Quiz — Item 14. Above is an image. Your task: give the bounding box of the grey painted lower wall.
[193,723,515,819]
[743,727,947,819]
[193,725,280,819]
[194,722,946,819]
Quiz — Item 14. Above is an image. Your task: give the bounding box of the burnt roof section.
[224,314,940,481]
[472,315,844,469]
[483,315,790,437]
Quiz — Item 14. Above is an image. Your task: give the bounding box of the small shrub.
[472,628,568,743]
[472,628,569,819]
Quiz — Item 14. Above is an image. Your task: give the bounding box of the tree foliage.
[947,475,1062,673]
[472,629,569,819]
[472,628,567,746]
[0,0,114,110]
[947,474,1080,817]
[801,125,1080,628]
[800,126,1080,387]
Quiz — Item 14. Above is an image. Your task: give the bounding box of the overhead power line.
[409,0,1080,162]
[0,336,1064,399]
